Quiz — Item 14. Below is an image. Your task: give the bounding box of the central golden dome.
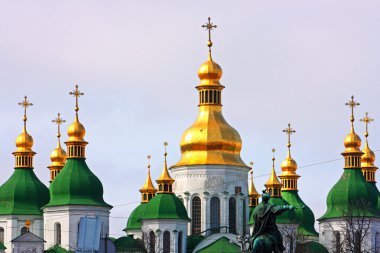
[15,128,34,153]
[67,117,86,142]
[173,55,247,168]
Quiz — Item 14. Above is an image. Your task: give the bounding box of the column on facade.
[221,191,229,231]
[202,192,209,233]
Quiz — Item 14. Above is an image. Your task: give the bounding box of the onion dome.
[139,156,157,202]
[124,203,147,233]
[142,144,190,221]
[48,113,67,182]
[172,17,248,169]
[279,124,300,191]
[248,162,260,208]
[0,96,49,215]
[265,149,283,197]
[268,197,297,225]
[320,96,380,220]
[360,112,378,183]
[46,85,111,208]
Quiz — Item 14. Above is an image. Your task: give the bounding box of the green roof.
[187,235,205,252]
[196,237,241,253]
[296,241,329,253]
[0,242,6,250]
[0,168,49,215]
[46,158,111,208]
[124,203,147,232]
[114,236,146,253]
[44,245,73,253]
[142,193,190,221]
[319,168,380,220]
[282,191,318,237]
[369,182,380,210]
[268,197,297,224]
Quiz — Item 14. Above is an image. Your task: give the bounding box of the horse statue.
[250,191,295,253]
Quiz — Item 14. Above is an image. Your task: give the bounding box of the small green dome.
[187,235,205,253]
[282,191,318,237]
[319,168,380,220]
[268,197,297,224]
[0,169,49,215]
[124,203,147,232]
[296,241,328,253]
[46,158,111,207]
[142,193,189,220]
[114,236,145,253]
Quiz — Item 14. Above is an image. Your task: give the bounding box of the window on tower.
[210,196,220,234]
[0,227,4,243]
[178,231,183,253]
[55,223,61,245]
[149,231,155,253]
[229,197,236,234]
[192,196,202,235]
[163,231,170,253]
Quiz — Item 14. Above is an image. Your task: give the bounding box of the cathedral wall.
[171,165,250,236]
[43,205,110,251]
[0,215,43,253]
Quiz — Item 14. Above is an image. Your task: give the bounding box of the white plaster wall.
[171,165,250,236]
[12,241,44,253]
[43,205,111,251]
[0,215,43,253]
[319,218,380,253]
[141,219,188,253]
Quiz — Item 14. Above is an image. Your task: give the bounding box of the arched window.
[21,227,28,235]
[0,227,4,243]
[210,197,220,234]
[229,197,236,234]
[163,231,170,253]
[192,196,202,235]
[178,231,183,253]
[55,223,61,245]
[149,231,155,253]
[334,231,341,253]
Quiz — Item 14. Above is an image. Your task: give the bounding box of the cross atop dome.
[360,112,374,139]
[345,95,360,127]
[69,84,84,118]
[202,17,217,54]
[18,96,33,129]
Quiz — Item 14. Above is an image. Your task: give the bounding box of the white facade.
[11,232,44,253]
[141,219,188,253]
[171,164,250,236]
[43,205,111,251]
[0,215,43,253]
[277,223,298,253]
[319,218,380,253]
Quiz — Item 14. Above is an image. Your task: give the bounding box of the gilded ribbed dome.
[15,128,34,152]
[281,154,297,174]
[197,54,223,87]
[344,129,361,152]
[67,117,86,142]
[50,142,67,167]
[362,142,375,167]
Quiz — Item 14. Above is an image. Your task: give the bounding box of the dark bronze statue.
[250,191,294,253]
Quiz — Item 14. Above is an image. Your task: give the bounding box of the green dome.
[142,193,190,221]
[319,168,380,220]
[46,158,111,207]
[196,237,241,253]
[282,191,318,237]
[368,182,380,210]
[0,168,49,215]
[187,235,205,253]
[124,203,147,232]
[114,236,145,253]
[268,197,297,224]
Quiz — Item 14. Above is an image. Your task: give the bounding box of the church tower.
[170,17,250,237]
[0,96,49,253]
[48,113,67,183]
[278,123,319,241]
[43,85,112,250]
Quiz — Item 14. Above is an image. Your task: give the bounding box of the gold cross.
[345,95,360,125]
[360,112,374,138]
[283,123,296,149]
[18,96,33,128]
[52,113,66,139]
[69,85,84,116]
[202,17,217,51]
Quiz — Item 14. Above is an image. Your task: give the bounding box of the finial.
[147,154,151,168]
[18,96,33,131]
[52,113,66,141]
[272,148,276,161]
[164,141,168,156]
[25,219,31,231]
[69,84,84,119]
[345,95,360,129]
[360,112,374,140]
[249,161,254,175]
[283,123,296,155]
[202,17,217,57]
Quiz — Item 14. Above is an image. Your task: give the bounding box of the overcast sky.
[1,0,380,237]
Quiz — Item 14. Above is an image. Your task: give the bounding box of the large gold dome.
[67,117,86,142]
[15,128,34,153]
[173,55,247,168]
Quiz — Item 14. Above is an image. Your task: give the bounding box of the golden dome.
[15,128,34,153]
[265,152,283,188]
[197,53,223,87]
[281,153,298,173]
[249,170,260,198]
[49,142,67,167]
[67,117,86,142]
[362,142,375,166]
[140,164,158,194]
[343,128,362,152]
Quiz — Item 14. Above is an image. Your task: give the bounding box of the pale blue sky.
[0,0,380,237]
